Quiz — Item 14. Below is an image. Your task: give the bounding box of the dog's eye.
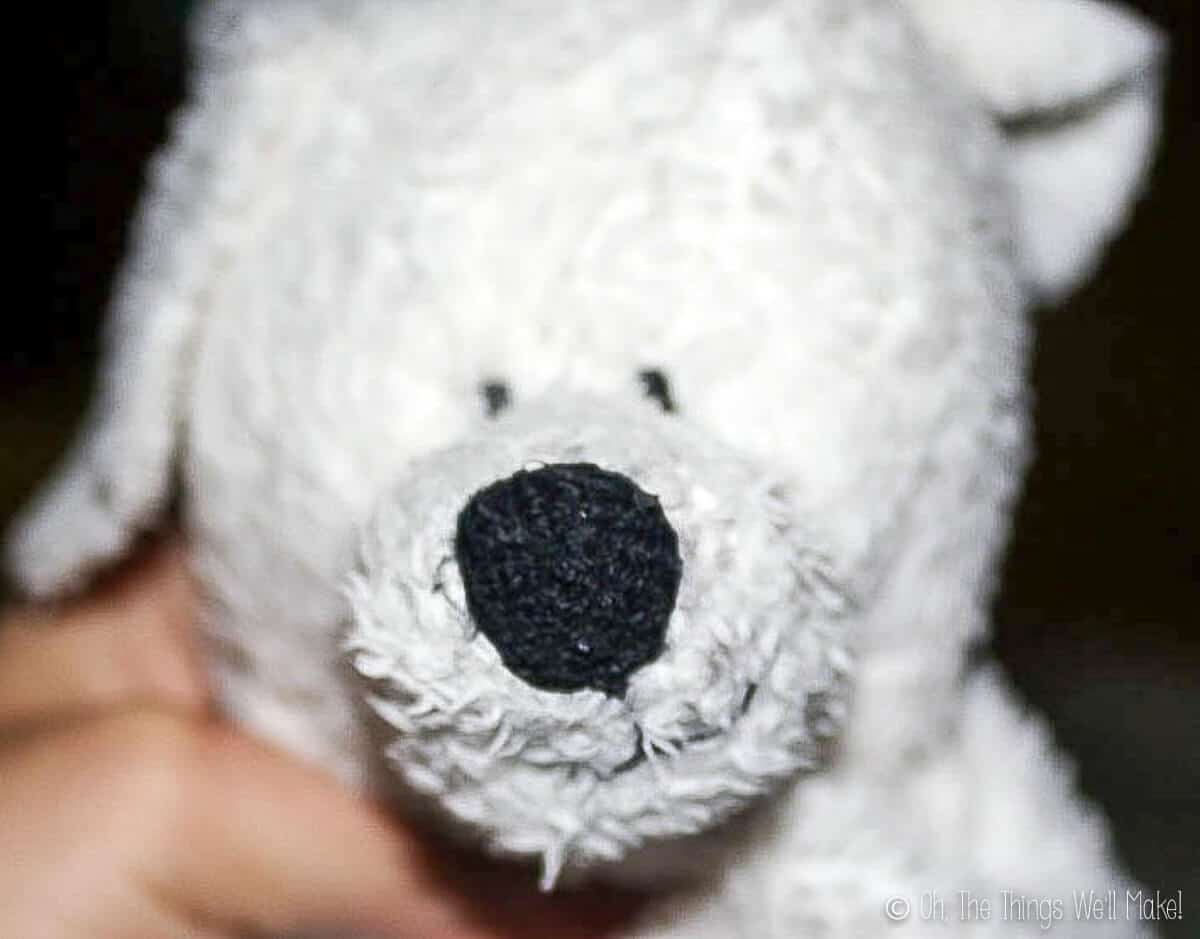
[638,369,676,413]
[480,379,511,418]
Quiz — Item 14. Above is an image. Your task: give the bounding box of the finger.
[135,715,482,938]
[0,708,237,939]
[167,727,648,939]
[1,706,472,939]
[0,541,208,725]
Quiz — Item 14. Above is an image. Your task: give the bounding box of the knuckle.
[82,708,202,821]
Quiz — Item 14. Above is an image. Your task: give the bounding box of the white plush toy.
[9,1,1164,936]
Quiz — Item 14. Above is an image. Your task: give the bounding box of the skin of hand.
[0,541,646,939]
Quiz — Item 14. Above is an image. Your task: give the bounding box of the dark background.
[9,1,1197,930]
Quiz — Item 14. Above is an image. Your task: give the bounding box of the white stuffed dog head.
[7,0,1162,896]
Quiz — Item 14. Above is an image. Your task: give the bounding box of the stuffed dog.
[9,1,1164,935]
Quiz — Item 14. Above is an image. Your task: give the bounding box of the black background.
[9,1,1198,928]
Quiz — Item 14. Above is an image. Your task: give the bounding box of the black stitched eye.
[480,379,511,418]
[638,369,676,413]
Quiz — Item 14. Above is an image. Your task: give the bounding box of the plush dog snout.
[454,462,682,696]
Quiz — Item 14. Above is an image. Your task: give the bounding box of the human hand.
[0,542,644,938]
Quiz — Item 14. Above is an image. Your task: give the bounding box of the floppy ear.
[4,150,208,598]
[7,1,359,598]
[4,6,258,597]
[6,2,375,598]
[904,0,1166,301]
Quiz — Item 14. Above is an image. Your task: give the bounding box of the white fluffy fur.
[6,1,1162,936]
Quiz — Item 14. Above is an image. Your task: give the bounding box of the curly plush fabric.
[456,462,682,696]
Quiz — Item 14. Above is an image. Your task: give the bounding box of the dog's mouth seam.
[610,680,760,777]
[610,726,647,776]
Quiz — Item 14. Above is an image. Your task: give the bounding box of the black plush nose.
[454,462,682,696]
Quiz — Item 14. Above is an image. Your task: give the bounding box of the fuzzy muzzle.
[345,394,851,888]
